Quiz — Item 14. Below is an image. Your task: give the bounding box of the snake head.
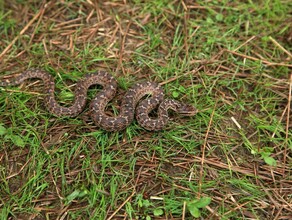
[168,100,197,116]
[176,103,197,116]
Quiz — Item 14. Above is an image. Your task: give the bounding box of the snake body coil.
[0,69,196,131]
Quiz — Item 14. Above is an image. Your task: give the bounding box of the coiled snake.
[0,69,197,131]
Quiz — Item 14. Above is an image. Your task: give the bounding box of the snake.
[0,69,197,131]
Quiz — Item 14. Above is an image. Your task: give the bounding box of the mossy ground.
[0,1,291,219]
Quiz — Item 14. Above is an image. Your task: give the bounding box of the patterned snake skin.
[0,69,197,131]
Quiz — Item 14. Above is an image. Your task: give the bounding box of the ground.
[0,1,291,219]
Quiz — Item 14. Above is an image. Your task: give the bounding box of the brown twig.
[198,100,216,196]
[226,49,292,67]
[283,73,292,174]
[269,36,292,59]
[107,190,136,220]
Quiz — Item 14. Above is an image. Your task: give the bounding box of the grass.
[0,0,291,219]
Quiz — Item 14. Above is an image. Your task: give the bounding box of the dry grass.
[0,1,291,219]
